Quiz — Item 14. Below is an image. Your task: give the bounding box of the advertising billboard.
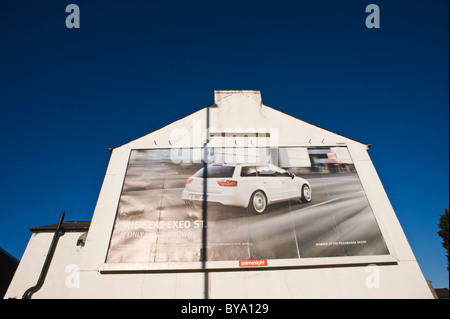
[105,147,389,268]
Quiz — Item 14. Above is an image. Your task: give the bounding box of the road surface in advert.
[200,173,389,260]
[107,169,389,264]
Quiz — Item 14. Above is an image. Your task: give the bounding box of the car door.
[256,165,283,202]
[271,164,297,200]
[281,171,299,199]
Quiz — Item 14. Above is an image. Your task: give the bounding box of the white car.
[182,163,312,213]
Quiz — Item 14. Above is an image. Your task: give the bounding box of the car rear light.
[217,180,238,187]
[186,178,193,184]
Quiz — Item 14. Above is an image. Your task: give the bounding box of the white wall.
[5,91,433,299]
[5,232,86,299]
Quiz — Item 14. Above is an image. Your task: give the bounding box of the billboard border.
[103,146,396,271]
[98,255,397,273]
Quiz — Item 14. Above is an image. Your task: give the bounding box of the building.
[435,288,449,299]
[0,247,19,298]
[5,90,434,298]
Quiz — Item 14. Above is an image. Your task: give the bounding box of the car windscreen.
[194,165,235,178]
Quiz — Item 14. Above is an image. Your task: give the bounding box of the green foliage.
[437,208,449,272]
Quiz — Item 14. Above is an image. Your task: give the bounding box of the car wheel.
[249,190,267,214]
[301,184,312,203]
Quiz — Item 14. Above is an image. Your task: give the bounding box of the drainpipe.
[22,211,65,299]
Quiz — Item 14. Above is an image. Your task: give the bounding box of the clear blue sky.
[0,0,448,289]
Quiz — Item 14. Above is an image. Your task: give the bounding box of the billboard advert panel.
[105,147,390,269]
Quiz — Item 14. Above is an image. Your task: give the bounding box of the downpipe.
[22,211,65,299]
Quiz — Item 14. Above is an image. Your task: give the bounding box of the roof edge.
[108,103,216,153]
[30,221,91,233]
[263,104,371,149]
[108,95,371,153]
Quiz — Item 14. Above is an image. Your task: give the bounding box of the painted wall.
[5,91,433,299]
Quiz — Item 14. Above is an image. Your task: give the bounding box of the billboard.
[105,147,389,268]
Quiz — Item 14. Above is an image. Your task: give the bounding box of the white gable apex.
[113,90,369,151]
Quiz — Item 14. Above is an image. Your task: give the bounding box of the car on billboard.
[182,163,312,213]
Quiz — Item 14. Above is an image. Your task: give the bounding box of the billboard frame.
[100,146,398,272]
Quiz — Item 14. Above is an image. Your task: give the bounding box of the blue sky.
[0,0,448,289]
